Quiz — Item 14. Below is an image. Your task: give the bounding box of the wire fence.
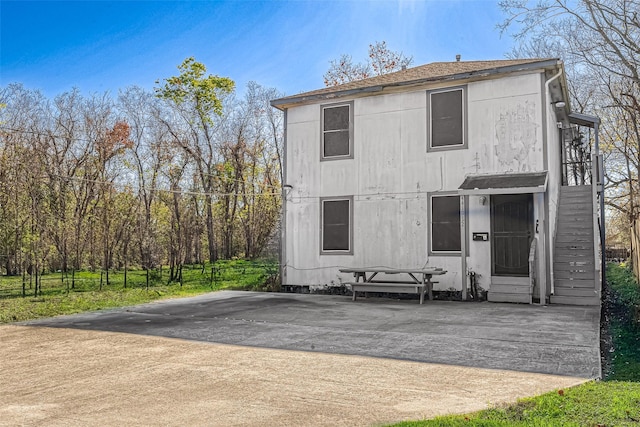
[0,260,280,300]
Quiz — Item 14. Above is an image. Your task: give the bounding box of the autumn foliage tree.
[0,57,284,281]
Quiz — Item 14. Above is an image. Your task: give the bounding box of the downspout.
[544,68,564,103]
[280,109,288,288]
[460,196,467,300]
[544,67,563,298]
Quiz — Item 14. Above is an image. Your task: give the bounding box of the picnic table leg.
[426,276,434,300]
[351,272,366,302]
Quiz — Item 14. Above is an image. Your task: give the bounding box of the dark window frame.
[321,101,354,160]
[428,193,467,256]
[320,196,354,255]
[427,86,468,152]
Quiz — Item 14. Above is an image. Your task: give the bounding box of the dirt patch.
[0,325,587,426]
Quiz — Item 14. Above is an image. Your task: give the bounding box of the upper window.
[427,87,467,151]
[322,102,353,160]
[430,194,461,253]
[321,197,353,254]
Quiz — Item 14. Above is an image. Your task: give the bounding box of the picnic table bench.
[339,267,447,304]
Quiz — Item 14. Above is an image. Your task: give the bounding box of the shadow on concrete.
[21,290,601,378]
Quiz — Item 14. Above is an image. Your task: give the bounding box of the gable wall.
[284,72,547,289]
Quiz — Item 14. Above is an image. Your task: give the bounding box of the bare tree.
[324,41,413,86]
[500,0,640,262]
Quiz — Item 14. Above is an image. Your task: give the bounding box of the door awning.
[458,171,548,195]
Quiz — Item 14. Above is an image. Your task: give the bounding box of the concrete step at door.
[488,292,532,303]
[490,283,531,295]
[488,277,531,304]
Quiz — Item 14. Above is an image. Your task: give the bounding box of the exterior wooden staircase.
[550,185,600,306]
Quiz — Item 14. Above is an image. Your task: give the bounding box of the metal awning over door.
[458,172,547,195]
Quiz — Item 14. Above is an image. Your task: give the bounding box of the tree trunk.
[205,194,217,262]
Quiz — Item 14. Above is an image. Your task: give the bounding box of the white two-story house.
[270,58,603,305]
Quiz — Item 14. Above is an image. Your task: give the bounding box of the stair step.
[555,235,594,243]
[558,219,593,226]
[556,225,593,232]
[555,246,593,255]
[559,195,593,201]
[555,255,595,264]
[558,201,593,209]
[554,261,595,269]
[488,292,531,304]
[556,230,594,237]
[560,185,592,193]
[554,278,596,288]
[554,270,595,280]
[559,193,592,198]
[554,286,599,297]
[558,214,592,221]
[555,233,594,240]
[554,248,594,255]
[550,294,600,306]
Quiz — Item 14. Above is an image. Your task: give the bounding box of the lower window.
[430,195,461,253]
[321,197,352,254]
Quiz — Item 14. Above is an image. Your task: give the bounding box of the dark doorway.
[491,194,533,276]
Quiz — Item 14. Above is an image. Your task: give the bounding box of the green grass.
[0,259,278,323]
[389,262,640,427]
[604,263,640,381]
[393,381,640,426]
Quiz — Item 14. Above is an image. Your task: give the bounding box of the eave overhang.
[270,59,562,111]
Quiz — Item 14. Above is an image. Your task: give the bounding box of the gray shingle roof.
[271,58,560,109]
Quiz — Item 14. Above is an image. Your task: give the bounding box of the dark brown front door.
[491,194,534,276]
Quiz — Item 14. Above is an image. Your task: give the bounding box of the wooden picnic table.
[339,267,447,304]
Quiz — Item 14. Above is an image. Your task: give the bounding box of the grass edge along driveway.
[391,263,640,427]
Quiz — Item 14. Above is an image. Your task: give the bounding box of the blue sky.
[1,0,516,99]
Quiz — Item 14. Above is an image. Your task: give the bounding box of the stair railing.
[591,154,602,296]
[528,237,538,305]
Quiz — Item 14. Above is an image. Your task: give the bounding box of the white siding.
[284,72,550,290]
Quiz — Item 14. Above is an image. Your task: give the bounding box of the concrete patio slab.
[21,290,601,377]
[0,291,601,426]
